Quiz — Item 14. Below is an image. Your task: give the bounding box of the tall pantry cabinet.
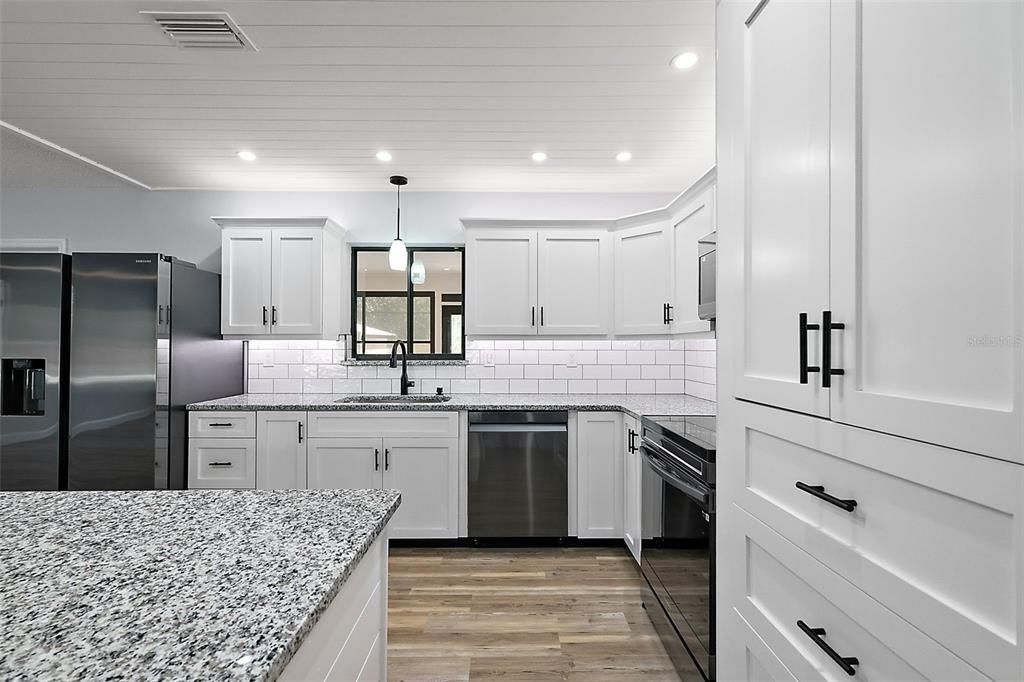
[716,1,1024,681]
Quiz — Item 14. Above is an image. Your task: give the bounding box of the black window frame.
[350,246,466,361]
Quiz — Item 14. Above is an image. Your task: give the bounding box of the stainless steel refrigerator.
[64,253,244,490]
[0,252,72,490]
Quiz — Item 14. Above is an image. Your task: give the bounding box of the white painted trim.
[461,165,716,233]
[211,216,346,237]
[0,238,68,253]
[0,121,152,190]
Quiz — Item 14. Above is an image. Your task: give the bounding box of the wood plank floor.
[387,546,683,681]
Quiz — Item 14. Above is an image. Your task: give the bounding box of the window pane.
[411,250,462,355]
[355,251,407,355]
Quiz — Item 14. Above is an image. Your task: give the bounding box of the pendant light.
[410,259,426,285]
[388,175,408,271]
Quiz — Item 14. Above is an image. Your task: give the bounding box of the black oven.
[698,232,716,321]
[640,416,716,682]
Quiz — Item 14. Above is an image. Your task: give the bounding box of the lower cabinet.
[622,413,641,564]
[187,438,256,489]
[256,411,307,489]
[576,411,623,539]
[720,399,1024,682]
[308,436,459,540]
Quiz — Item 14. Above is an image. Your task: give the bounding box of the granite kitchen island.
[0,488,400,681]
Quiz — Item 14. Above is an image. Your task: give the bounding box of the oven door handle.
[642,446,712,509]
[641,436,702,477]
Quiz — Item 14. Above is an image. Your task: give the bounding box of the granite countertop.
[0,489,400,682]
[188,393,716,418]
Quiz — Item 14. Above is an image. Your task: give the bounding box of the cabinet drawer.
[187,438,256,489]
[730,508,987,682]
[189,411,256,438]
[735,400,1021,680]
[307,411,458,439]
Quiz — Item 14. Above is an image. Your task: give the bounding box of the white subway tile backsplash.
[642,365,670,380]
[509,379,539,393]
[245,338,715,399]
[495,365,525,379]
[524,365,554,379]
[538,379,568,394]
[612,365,641,380]
[451,379,481,393]
[480,379,511,394]
[332,379,362,393]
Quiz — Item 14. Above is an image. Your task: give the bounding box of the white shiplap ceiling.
[0,0,714,192]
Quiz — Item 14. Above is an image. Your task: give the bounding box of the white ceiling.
[0,0,715,192]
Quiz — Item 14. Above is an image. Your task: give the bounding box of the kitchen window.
[351,246,464,360]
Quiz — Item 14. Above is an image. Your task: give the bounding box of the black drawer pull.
[799,313,821,384]
[796,481,857,513]
[797,620,859,675]
[208,423,233,427]
[208,461,233,468]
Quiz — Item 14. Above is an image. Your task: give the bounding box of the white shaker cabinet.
[215,217,348,340]
[622,413,641,564]
[613,222,672,335]
[826,0,1023,462]
[730,0,831,419]
[670,184,715,335]
[382,438,459,539]
[576,411,623,539]
[465,229,538,335]
[307,438,381,491]
[537,230,612,335]
[256,411,307,489]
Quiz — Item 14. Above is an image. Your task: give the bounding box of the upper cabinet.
[613,221,672,335]
[719,0,1023,462]
[215,217,348,339]
[465,226,612,336]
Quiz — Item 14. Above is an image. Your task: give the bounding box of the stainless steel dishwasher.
[467,411,568,538]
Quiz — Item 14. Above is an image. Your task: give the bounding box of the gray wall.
[0,130,675,272]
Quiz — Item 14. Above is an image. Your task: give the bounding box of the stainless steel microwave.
[698,232,716,320]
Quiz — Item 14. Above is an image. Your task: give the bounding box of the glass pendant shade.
[389,239,407,271]
[410,259,426,284]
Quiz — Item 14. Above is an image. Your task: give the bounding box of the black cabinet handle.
[796,481,857,513]
[540,306,545,326]
[799,313,821,384]
[666,303,674,324]
[262,305,268,326]
[271,306,278,326]
[374,448,380,471]
[208,422,233,427]
[384,448,390,470]
[531,306,536,326]
[822,310,845,388]
[208,461,233,468]
[297,421,303,443]
[796,620,860,675]
[662,303,668,325]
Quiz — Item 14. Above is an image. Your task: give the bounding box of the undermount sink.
[335,394,452,404]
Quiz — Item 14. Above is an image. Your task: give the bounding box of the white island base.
[280,528,389,682]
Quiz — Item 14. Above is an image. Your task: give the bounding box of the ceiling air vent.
[140,11,256,50]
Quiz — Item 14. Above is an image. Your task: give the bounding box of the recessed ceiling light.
[531,151,548,162]
[671,52,699,70]
[237,150,256,162]
[376,150,393,162]
[616,151,632,162]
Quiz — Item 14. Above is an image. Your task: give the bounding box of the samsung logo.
[135,259,152,264]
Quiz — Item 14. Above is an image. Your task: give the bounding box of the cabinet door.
[221,229,272,335]
[577,412,623,538]
[256,411,307,489]
[671,188,714,334]
[829,1,1024,462]
[381,438,458,539]
[465,230,537,335]
[613,222,671,335]
[733,0,831,417]
[622,415,641,564]
[271,229,323,336]
[537,230,612,335]
[187,438,256,489]
[307,438,382,490]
